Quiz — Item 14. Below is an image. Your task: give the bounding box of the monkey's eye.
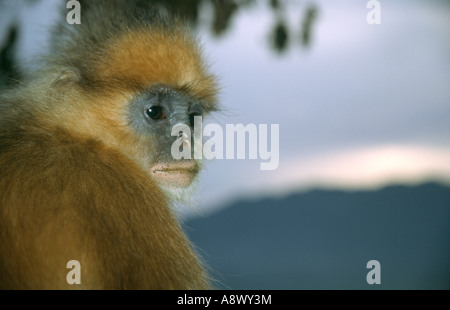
[145,106,166,120]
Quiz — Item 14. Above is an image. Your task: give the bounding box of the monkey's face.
[48,28,218,193]
[126,85,209,189]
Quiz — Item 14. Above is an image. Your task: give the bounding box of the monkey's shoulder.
[0,122,161,206]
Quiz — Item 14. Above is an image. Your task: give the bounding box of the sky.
[1,0,449,217]
[193,0,450,216]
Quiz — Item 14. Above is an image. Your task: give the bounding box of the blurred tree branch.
[0,25,21,87]
[151,0,318,52]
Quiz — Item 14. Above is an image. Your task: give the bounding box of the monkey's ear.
[51,69,80,87]
[47,69,80,99]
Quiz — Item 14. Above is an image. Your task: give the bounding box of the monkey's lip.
[150,161,199,188]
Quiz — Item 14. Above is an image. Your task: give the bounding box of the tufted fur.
[0,0,218,289]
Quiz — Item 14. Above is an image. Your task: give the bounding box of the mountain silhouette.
[185,183,450,289]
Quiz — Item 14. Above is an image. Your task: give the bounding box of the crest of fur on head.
[50,0,218,99]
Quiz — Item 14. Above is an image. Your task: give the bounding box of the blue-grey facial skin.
[128,85,205,164]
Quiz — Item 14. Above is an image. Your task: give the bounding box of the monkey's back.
[0,115,208,289]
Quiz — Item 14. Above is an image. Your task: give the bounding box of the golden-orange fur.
[0,125,208,289]
[102,31,218,103]
[0,0,218,289]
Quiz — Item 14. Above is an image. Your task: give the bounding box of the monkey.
[0,0,219,290]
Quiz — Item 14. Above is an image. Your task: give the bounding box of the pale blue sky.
[194,0,450,215]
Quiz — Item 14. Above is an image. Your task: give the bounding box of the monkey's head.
[43,12,219,198]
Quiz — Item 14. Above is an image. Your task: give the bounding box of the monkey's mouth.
[150,161,199,188]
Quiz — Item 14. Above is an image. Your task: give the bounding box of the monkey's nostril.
[178,132,189,141]
[179,132,191,149]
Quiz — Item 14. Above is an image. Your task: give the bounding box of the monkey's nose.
[178,132,191,148]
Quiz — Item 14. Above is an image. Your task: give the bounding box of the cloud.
[273,144,450,192]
